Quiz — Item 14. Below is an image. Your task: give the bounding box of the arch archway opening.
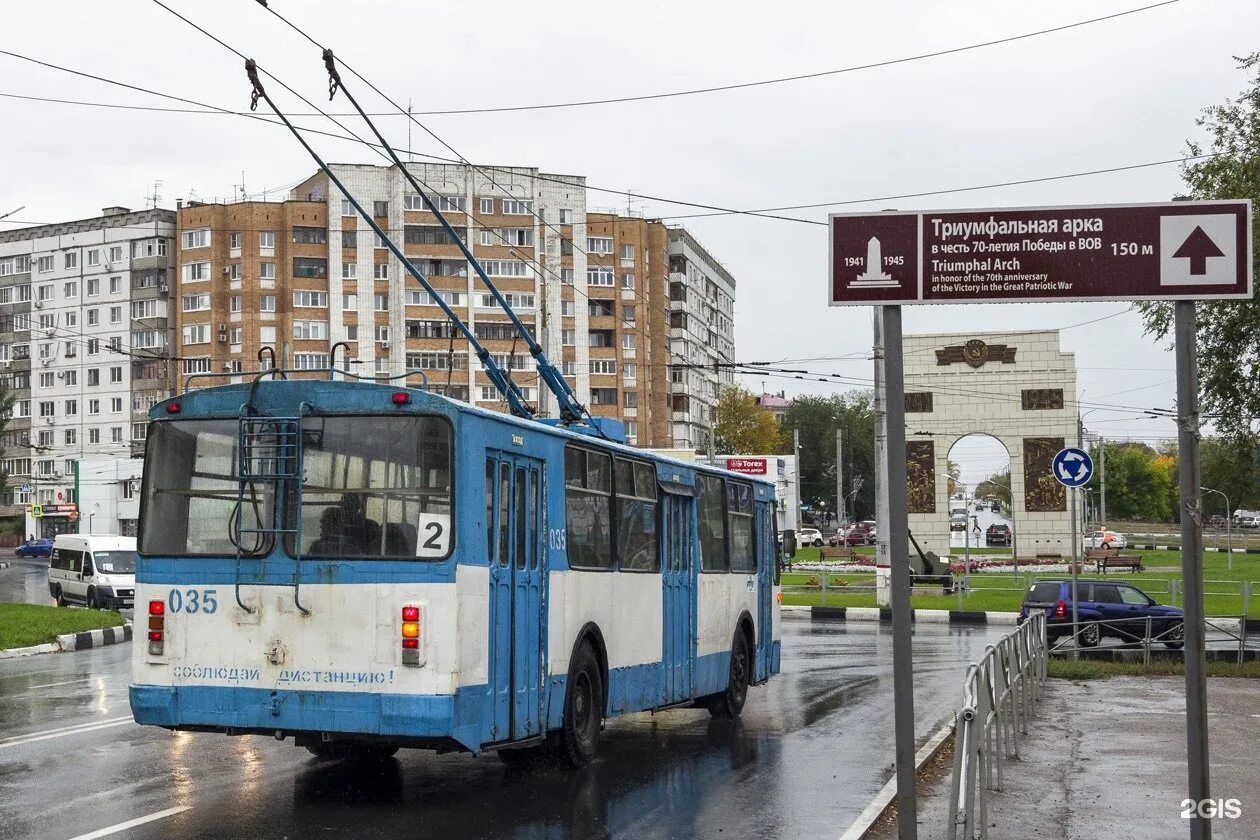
[946,434,1013,553]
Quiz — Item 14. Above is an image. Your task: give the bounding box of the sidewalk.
[904,676,1260,839]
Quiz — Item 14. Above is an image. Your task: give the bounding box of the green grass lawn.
[1047,658,1260,680]
[0,603,126,650]
[781,549,1260,616]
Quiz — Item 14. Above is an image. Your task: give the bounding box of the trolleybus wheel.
[556,642,603,767]
[707,631,750,719]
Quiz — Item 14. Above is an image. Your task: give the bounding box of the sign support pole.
[873,309,891,606]
[1175,300,1210,840]
[881,305,917,839]
[1070,486,1079,660]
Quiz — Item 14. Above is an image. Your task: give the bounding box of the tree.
[946,459,962,497]
[1199,435,1260,516]
[713,385,784,455]
[779,392,875,521]
[1138,53,1260,441]
[975,469,1012,507]
[1094,442,1175,522]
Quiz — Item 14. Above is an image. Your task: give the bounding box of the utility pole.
[873,309,890,608]
[707,360,718,462]
[836,428,844,527]
[793,427,802,531]
[1099,436,1107,523]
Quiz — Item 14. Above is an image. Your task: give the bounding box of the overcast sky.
[1,0,1255,481]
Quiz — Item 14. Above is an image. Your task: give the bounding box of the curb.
[1057,647,1260,663]
[0,642,59,659]
[1125,544,1260,553]
[838,719,956,840]
[783,606,1019,626]
[55,623,132,652]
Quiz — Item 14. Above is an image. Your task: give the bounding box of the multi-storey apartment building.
[664,227,737,452]
[173,163,737,451]
[0,207,176,537]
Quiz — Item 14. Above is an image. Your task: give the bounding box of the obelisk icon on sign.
[849,236,898,288]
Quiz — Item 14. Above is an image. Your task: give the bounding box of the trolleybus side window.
[291,415,453,560]
[615,458,659,572]
[728,481,756,572]
[698,474,728,572]
[565,445,613,570]
[141,419,271,556]
[485,459,495,560]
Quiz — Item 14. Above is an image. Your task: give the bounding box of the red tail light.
[401,606,420,622]
[392,392,410,405]
[1054,599,1067,619]
[148,630,163,642]
[148,599,166,655]
[148,599,165,616]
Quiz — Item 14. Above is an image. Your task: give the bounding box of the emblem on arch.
[935,340,1017,368]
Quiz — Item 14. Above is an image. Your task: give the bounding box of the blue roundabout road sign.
[1052,447,1094,488]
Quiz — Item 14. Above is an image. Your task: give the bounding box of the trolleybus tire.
[707,631,750,719]
[555,642,603,767]
[304,742,399,762]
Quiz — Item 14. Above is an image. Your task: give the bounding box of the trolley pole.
[836,429,844,528]
[880,305,917,839]
[1176,301,1211,840]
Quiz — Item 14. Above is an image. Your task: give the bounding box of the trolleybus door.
[486,453,546,742]
[754,501,775,682]
[661,491,696,705]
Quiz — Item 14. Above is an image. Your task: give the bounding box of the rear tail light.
[1054,599,1068,619]
[148,599,165,655]
[401,604,423,666]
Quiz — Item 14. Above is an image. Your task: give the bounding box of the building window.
[87,249,100,266]
[294,353,331,370]
[182,262,209,282]
[293,320,328,340]
[342,262,357,279]
[64,429,77,446]
[63,281,78,298]
[341,199,356,217]
[620,244,635,262]
[229,295,242,313]
[109,306,122,323]
[481,260,528,278]
[502,199,533,215]
[260,295,277,312]
[560,300,574,317]
[88,399,100,415]
[561,268,574,285]
[259,231,275,251]
[621,273,635,290]
[37,256,54,272]
[373,200,389,217]
[260,262,275,280]
[132,423,148,441]
[292,227,327,245]
[374,294,389,311]
[229,232,241,250]
[182,293,210,311]
[87,369,99,386]
[343,294,357,310]
[587,237,613,255]
[479,198,494,214]
[182,324,210,345]
[110,366,122,384]
[181,359,211,375]
[88,429,100,444]
[64,399,77,416]
[374,262,389,279]
[181,229,210,249]
[623,363,637,381]
[342,231,358,249]
[562,329,576,346]
[293,257,327,278]
[293,290,328,308]
[621,334,636,350]
[560,238,573,257]
[559,209,573,224]
[623,391,637,409]
[590,360,616,375]
[64,251,77,269]
[226,264,241,281]
[109,276,122,293]
[587,267,615,286]
[622,304,636,323]
[111,428,123,443]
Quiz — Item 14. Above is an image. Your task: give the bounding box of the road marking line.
[68,806,190,840]
[13,677,94,690]
[0,716,134,749]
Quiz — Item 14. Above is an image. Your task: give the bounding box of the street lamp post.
[1201,487,1231,571]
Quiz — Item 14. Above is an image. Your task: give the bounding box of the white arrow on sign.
[1056,451,1091,483]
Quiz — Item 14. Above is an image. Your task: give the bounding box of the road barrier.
[946,612,1048,840]
[1048,614,1249,664]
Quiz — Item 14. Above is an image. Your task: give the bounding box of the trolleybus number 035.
[166,588,219,614]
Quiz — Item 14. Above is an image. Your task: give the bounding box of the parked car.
[47,534,136,610]
[949,513,967,532]
[985,523,1011,547]
[1083,530,1128,550]
[1019,579,1183,648]
[1239,516,1260,529]
[14,538,53,558]
[797,528,824,547]
[1207,515,1226,528]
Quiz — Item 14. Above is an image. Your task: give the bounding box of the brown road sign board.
[829,200,1252,305]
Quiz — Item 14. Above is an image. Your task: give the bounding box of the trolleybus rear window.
[291,415,452,560]
[141,419,271,556]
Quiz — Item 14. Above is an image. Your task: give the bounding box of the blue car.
[1019,579,1184,648]
[14,538,54,558]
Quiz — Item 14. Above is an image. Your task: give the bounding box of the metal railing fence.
[946,612,1048,840]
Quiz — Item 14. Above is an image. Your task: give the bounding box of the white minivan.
[47,535,137,610]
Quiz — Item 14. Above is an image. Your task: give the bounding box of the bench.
[1099,555,1143,574]
[819,546,859,561]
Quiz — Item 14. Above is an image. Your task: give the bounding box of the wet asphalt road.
[0,618,1007,840]
[0,557,54,607]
